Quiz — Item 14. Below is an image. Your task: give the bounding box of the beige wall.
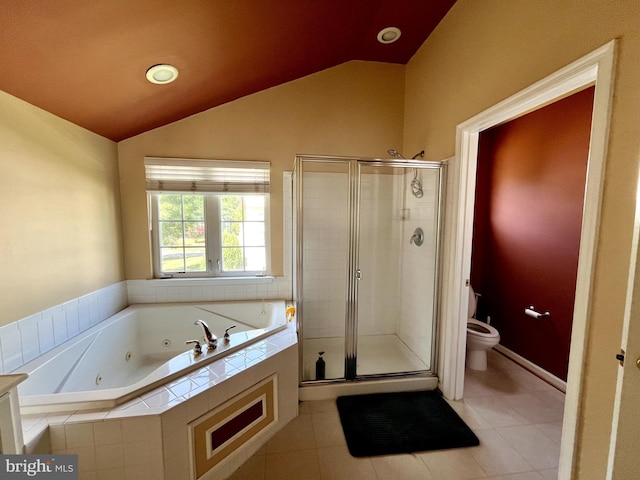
[4,3,636,472]
[0,91,123,326]
[118,60,405,279]
[403,1,640,478]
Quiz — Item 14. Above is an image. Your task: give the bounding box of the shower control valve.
[410,227,424,246]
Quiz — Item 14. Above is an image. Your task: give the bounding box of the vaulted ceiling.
[0,0,456,141]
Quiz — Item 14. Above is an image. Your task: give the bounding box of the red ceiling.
[0,0,456,141]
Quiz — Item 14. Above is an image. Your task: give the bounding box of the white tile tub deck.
[20,322,299,480]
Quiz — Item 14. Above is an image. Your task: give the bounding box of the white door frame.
[438,40,616,479]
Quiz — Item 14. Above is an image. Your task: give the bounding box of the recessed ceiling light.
[377,27,401,44]
[146,64,179,84]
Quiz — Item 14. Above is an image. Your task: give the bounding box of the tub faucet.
[185,340,203,356]
[194,320,217,350]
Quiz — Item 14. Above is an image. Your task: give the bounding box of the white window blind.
[144,157,270,193]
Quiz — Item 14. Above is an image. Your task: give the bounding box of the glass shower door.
[355,163,442,377]
[298,159,351,381]
[295,156,445,384]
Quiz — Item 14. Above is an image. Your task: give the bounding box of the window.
[145,158,270,277]
[219,195,266,272]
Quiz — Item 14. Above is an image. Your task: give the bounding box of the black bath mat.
[336,390,479,457]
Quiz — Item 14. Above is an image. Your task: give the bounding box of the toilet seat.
[467,318,499,338]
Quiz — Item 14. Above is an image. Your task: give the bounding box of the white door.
[607,186,640,478]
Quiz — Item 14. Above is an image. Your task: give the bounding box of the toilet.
[466,286,500,371]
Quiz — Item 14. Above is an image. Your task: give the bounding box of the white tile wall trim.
[126,276,292,304]
[0,282,128,375]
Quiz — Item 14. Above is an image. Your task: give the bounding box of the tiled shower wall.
[300,168,438,367]
[355,173,401,337]
[299,171,401,339]
[398,169,440,369]
[300,171,350,339]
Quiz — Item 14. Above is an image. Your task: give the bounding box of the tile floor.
[228,350,564,479]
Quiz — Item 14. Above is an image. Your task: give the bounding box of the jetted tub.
[16,300,287,413]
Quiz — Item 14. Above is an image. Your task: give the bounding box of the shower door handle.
[355,269,362,280]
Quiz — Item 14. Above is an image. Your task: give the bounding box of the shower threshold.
[298,371,438,401]
[300,334,437,400]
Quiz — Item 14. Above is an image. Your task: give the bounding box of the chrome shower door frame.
[294,155,447,385]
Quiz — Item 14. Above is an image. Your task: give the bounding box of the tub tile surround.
[0,282,128,374]
[21,323,298,480]
[2,171,295,377]
[126,276,292,305]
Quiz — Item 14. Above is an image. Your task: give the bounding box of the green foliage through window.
[220,196,265,271]
[154,193,266,276]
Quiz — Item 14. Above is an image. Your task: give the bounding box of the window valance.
[144,157,270,193]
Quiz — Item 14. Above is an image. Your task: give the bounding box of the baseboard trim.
[494,345,567,393]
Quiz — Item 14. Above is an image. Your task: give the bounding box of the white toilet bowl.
[466,287,500,371]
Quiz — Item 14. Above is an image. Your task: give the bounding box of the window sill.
[130,276,276,287]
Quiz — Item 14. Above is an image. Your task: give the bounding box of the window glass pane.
[159,195,183,220]
[154,191,268,276]
[244,247,266,271]
[221,222,243,247]
[244,196,265,221]
[222,247,244,271]
[160,222,184,247]
[183,195,205,220]
[185,248,206,272]
[220,196,243,221]
[184,221,205,245]
[244,223,264,246]
[161,247,185,272]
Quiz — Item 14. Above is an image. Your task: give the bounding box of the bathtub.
[16,300,288,412]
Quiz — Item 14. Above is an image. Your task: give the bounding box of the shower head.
[387,149,405,159]
[388,149,425,160]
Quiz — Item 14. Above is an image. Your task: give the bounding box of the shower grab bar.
[525,306,550,319]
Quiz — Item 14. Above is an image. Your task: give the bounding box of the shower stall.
[292,155,446,386]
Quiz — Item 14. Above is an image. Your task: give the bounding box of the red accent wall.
[470,87,595,381]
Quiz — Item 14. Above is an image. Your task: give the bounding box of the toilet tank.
[468,286,477,318]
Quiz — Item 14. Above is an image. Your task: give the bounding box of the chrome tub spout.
[194,319,217,350]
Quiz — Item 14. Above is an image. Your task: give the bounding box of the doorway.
[471,86,595,384]
[440,40,616,478]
